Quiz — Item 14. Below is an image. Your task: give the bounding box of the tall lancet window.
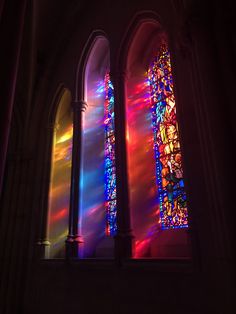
[126,21,190,259]
[48,89,72,258]
[147,44,188,229]
[81,37,115,258]
[104,73,117,236]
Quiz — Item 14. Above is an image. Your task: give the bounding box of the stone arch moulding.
[61,29,112,259]
[48,84,69,127]
[75,30,109,102]
[116,11,164,74]
[117,11,191,258]
[78,32,113,258]
[37,84,72,259]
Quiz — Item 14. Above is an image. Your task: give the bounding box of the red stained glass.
[148,45,188,229]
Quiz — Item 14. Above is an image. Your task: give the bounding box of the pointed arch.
[123,14,190,258]
[75,30,108,102]
[47,88,73,258]
[80,34,115,258]
[116,11,163,73]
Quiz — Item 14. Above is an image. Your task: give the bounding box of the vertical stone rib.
[111,71,133,259]
[66,100,87,258]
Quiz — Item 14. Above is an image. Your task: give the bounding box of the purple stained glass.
[104,73,117,236]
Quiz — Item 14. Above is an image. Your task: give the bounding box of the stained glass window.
[104,73,117,236]
[147,44,188,229]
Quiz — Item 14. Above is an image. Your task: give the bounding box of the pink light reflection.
[85,203,103,217]
[134,238,151,258]
[127,74,161,258]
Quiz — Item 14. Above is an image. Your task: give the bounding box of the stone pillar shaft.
[66,100,87,258]
[111,71,133,259]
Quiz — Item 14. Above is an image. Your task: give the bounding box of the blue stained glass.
[104,74,117,236]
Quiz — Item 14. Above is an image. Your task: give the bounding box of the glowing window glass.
[104,73,117,236]
[148,45,188,229]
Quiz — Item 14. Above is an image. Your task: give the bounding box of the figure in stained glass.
[148,45,188,229]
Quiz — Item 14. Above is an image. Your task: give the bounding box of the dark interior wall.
[0,1,235,313]
[28,261,205,314]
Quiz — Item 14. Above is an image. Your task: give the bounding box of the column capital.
[65,235,84,258]
[36,239,51,246]
[65,234,83,243]
[72,100,88,112]
[36,239,51,259]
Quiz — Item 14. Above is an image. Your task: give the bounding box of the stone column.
[66,100,87,258]
[111,71,133,259]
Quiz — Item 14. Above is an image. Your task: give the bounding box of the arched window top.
[81,36,115,258]
[48,88,72,258]
[125,19,190,258]
[84,36,110,100]
[55,88,72,124]
[126,20,167,76]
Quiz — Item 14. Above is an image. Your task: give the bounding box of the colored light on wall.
[148,44,188,229]
[56,127,73,144]
[81,77,106,257]
[104,73,117,236]
[126,73,159,257]
[48,89,72,258]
